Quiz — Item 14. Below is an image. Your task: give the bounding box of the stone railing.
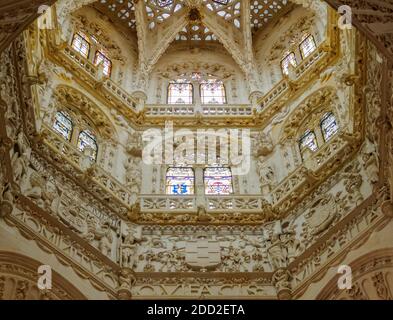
[41,124,133,207]
[139,194,266,213]
[259,43,333,111]
[103,78,136,111]
[145,104,195,116]
[206,195,265,212]
[58,44,137,111]
[202,105,253,116]
[294,46,328,78]
[63,46,97,78]
[271,133,348,205]
[140,195,196,212]
[145,104,253,117]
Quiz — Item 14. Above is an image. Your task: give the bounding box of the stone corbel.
[381,200,393,218]
[131,90,147,112]
[0,182,16,219]
[117,268,136,300]
[272,269,292,300]
[249,91,263,111]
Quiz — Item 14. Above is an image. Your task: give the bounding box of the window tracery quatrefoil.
[204,0,241,28]
[145,0,183,29]
[95,0,136,30]
[250,0,289,31]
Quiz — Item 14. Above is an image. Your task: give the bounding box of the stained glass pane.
[78,130,98,161]
[200,80,226,104]
[168,80,193,104]
[94,50,112,77]
[300,35,316,59]
[53,111,73,141]
[204,167,233,195]
[281,52,297,75]
[72,33,90,58]
[166,167,195,195]
[299,130,318,153]
[321,112,339,142]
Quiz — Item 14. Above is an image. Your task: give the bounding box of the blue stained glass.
[166,167,194,195]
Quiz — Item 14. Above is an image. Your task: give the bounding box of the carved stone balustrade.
[259,33,338,112]
[41,124,134,208]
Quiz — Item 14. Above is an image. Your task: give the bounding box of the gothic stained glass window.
[166,167,195,195]
[299,35,317,59]
[299,130,318,153]
[53,111,73,141]
[204,167,233,195]
[94,50,112,77]
[77,130,98,161]
[281,52,297,75]
[321,112,339,142]
[167,80,193,104]
[200,80,227,104]
[71,33,90,58]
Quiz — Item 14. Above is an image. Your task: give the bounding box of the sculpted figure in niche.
[42,180,62,214]
[11,131,32,185]
[91,220,113,257]
[257,160,276,196]
[0,182,14,217]
[22,171,45,206]
[120,225,142,269]
[124,158,142,195]
[266,233,288,270]
[361,138,380,186]
[11,152,29,185]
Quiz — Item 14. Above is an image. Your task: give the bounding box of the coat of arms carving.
[185,238,221,271]
[306,194,337,235]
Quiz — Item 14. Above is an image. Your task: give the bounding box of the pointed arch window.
[166,167,195,195]
[204,167,233,195]
[94,50,112,77]
[71,32,90,58]
[167,80,193,104]
[200,79,227,104]
[321,112,339,142]
[77,130,98,161]
[300,35,316,59]
[299,130,318,154]
[281,52,297,75]
[53,111,73,141]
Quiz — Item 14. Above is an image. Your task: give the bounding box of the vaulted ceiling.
[92,0,293,91]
